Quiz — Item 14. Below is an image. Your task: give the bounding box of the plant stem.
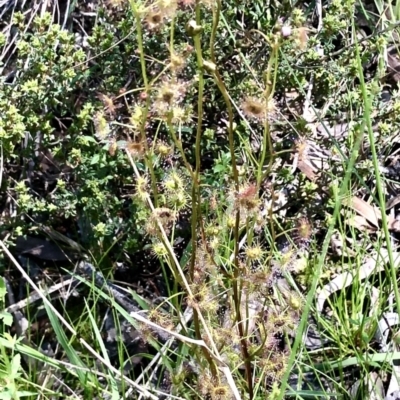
[210,1,254,398]
[129,0,159,207]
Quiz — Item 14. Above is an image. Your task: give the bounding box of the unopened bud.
[202,60,216,73]
[281,25,292,37]
[186,20,203,36]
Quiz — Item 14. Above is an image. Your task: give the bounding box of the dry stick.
[5,277,78,314]
[125,150,242,400]
[0,239,159,400]
[315,0,323,33]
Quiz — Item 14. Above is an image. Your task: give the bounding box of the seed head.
[146,207,175,236]
[272,250,297,274]
[126,139,146,159]
[153,79,187,117]
[135,176,149,203]
[163,170,184,192]
[170,51,186,72]
[206,236,219,251]
[259,357,278,380]
[245,243,264,261]
[294,217,312,248]
[187,283,208,308]
[288,293,303,310]
[271,352,289,380]
[153,207,175,223]
[150,240,169,259]
[235,184,259,212]
[263,333,281,350]
[171,106,192,124]
[168,191,189,210]
[148,308,174,331]
[144,8,164,31]
[156,79,186,104]
[155,141,173,157]
[197,371,213,396]
[211,385,231,400]
[241,97,266,120]
[247,270,272,287]
[158,84,175,104]
[97,92,117,115]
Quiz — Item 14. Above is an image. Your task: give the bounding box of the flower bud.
[186,20,203,36]
[281,25,292,37]
[202,60,216,73]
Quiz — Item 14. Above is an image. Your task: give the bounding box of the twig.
[315,0,323,33]
[5,277,79,314]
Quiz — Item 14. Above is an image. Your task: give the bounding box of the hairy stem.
[210,1,254,398]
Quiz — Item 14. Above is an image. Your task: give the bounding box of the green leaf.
[11,391,37,398]
[2,333,21,346]
[213,164,226,173]
[0,389,12,400]
[42,299,91,385]
[90,154,100,164]
[0,277,7,299]
[0,311,13,327]
[10,354,21,378]
[179,126,192,134]
[84,300,119,399]
[80,135,97,143]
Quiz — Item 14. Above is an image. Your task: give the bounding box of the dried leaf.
[345,196,397,231]
[386,195,400,210]
[387,52,400,82]
[349,196,381,228]
[297,160,317,181]
[349,372,384,400]
[316,122,349,139]
[346,214,377,232]
[389,219,400,232]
